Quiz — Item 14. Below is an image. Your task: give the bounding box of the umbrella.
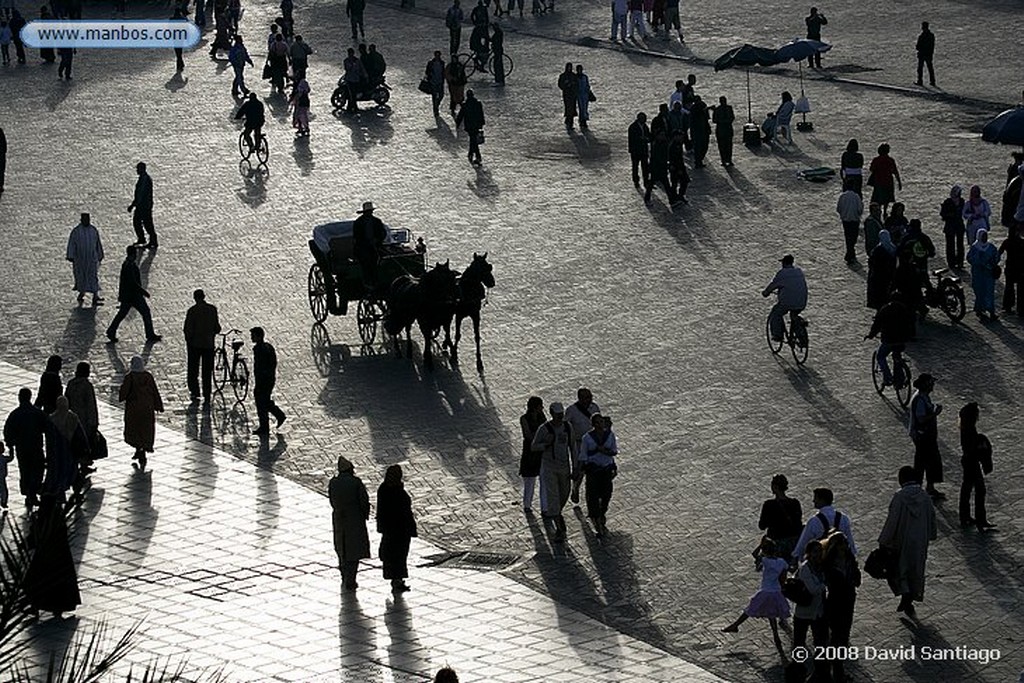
[773,39,832,130]
[714,44,781,123]
[981,107,1024,148]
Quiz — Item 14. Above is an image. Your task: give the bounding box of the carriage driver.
[353,201,387,289]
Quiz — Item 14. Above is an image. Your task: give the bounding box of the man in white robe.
[66,212,104,305]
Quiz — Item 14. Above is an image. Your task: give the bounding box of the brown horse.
[384,261,460,370]
[442,253,495,372]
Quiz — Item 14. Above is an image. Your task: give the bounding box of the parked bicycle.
[870,343,913,408]
[214,328,250,403]
[765,308,809,365]
[457,50,514,79]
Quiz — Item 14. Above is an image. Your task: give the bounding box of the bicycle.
[213,328,250,403]
[765,308,808,365]
[457,50,514,79]
[871,344,913,408]
[238,129,269,166]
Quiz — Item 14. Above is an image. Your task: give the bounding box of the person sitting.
[365,43,386,88]
[353,201,387,288]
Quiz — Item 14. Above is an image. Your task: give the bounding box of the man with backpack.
[531,402,576,542]
[791,487,857,564]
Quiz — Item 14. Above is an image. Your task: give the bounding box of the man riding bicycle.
[234,92,266,154]
[762,254,808,342]
[865,290,914,386]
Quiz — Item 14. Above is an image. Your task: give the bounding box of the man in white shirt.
[532,403,576,542]
[564,387,600,506]
[791,487,857,563]
[579,414,618,537]
[762,254,808,342]
[836,188,864,263]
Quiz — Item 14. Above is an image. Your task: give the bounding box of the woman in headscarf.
[329,456,371,590]
[866,229,898,309]
[940,185,966,269]
[23,492,81,619]
[44,396,88,500]
[118,355,164,469]
[290,78,311,136]
[962,185,991,246]
[966,228,1001,321]
[376,464,418,593]
[35,355,63,413]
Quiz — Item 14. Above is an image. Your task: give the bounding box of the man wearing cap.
[66,212,104,307]
[353,202,387,289]
[762,254,808,342]
[183,289,222,406]
[564,387,600,507]
[531,402,576,542]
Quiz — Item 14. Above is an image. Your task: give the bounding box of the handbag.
[476,129,485,145]
[587,89,596,103]
[91,430,108,460]
[418,78,433,94]
[262,61,272,80]
[864,546,895,580]
[781,576,813,606]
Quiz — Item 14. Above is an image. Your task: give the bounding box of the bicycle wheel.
[765,315,783,355]
[488,52,514,78]
[457,52,479,78]
[238,132,252,160]
[232,357,250,403]
[894,358,913,408]
[790,322,808,365]
[871,351,885,395]
[213,347,229,392]
[255,135,269,165]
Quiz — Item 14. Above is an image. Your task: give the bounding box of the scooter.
[925,268,966,322]
[331,76,391,111]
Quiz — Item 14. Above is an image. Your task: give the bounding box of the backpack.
[816,510,842,540]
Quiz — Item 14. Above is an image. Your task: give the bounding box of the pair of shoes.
[144,242,158,249]
[276,414,287,428]
[914,80,923,86]
[146,334,163,343]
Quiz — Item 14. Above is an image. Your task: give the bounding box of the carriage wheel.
[308,264,328,323]
[357,298,384,345]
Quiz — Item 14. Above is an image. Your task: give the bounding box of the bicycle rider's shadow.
[236,168,268,209]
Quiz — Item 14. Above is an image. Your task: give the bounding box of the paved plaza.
[1,0,1023,680]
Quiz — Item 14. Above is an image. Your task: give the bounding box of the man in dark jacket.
[106,245,161,343]
[8,10,26,64]
[627,112,650,189]
[455,89,485,165]
[645,128,676,204]
[3,388,48,510]
[250,327,286,435]
[353,201,387,287]
[183,289,222,405]
[865,291,914,386]
[896,219,936,314]
[346,0,365,41]
[915,21,935,86]
[128,162,158,249]
[804,7,827,68]
[557,62,578,130]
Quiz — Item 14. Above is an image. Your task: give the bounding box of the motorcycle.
[925,268,966,322]
[331,76,391,111]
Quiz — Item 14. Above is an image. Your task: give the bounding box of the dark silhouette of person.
[376,464,418,593]
[557,62,579,130]
[250,327,286,435]
[804,7,827,68]
[627,112,650,189]
[0,126,6,194]
[183,289,222,405]
[128,161,158,249]
[329,456,370,590]
[106,245,161,343]
[491,23,505,84]
[3,388,48,511]
[353,201,387,289]
[35,355,64,413]
[915,21,935,86]
[711,96,735,167]
[456,89,485,165]
[958,402,995,532]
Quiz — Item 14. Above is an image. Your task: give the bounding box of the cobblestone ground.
[0,0,1022,681]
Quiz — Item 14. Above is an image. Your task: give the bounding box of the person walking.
[376,464,418,593]
[627,0,646,39]
[23,493,81,618]
[878,466,937,617]
[491,23,505,85]
[867,143,901,216]
[65,362,100,476]
[8,9,24,64]
[574,64,591,129]
[564,388,600,508]
[689,95,711,167]
[267,33,289,95]
[425,50,446,117]
[667,128,690,203]
[290,78,311,137]
[804,6,827,68]
[840,139,864,195]
[0,20,11,67]
[44,396,87,502]
[518,396,546,512]
[645,128,676,204]
[346,0,366,42]
[118,355,163,470]
[183,289,221,406]
[756,474,803,561]
[66,213,104,306]
[455,89,485,165]
[128,162,158,249]
[445,0,464,55]
[822,532,860,683]
[557,62,578,131]
[966,229,1000,321]
[940,185,966,268]
[627,112,650,189]
[836,186,864,263]
[711,96,734,167]
[958,402,995,532]
[4,388,47,511]
[444,56,468,117]
[962,184,991,246]
[106,245,161,343]
[998,223,1024,314]
[791,487,856,563]
[579,413,618,537]
[863,201,883,255]
[907,373,944,497]
[250,326,286,435]
[35,355,64,414]
[531,402,575,542]
[721,538,789,654]
[171,8,186,71]
[289,34,312,82]
[56,45,73,80]
[329,456,371,591]
[914,21,935,86]
[0,126,6,194]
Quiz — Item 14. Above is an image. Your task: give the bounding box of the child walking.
[722,538,789,652]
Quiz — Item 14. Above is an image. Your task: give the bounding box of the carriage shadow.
[311,325,514,497]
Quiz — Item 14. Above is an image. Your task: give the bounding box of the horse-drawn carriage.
[307,221,426,343]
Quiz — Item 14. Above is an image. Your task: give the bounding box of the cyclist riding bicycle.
[762,254,808,342]
[865,290,915,386]
[234,92,266,153]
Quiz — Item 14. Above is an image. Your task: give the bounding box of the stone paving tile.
[0,360,725,681]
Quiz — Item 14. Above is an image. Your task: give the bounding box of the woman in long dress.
[329,456,371,590]
[376,465,418,593]
[966,228,1001,321]
[44,396,88,502]
[118,355,163,470]
[24,494,81,618]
